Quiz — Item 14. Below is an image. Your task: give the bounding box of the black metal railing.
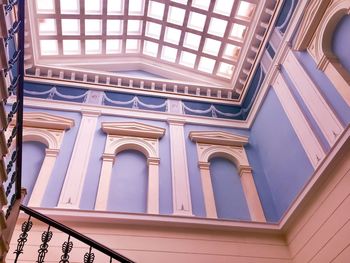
[13,205,135,263]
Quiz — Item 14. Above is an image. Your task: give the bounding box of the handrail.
[19,205,136,263]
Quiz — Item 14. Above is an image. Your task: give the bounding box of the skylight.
[85,19,102,35]
[145,22,161,39]
[38,19,56,35]
[61,19,80,35]
[85,0,102,15]
[208,18,228,37]
[164,27,181,45]
[236,1,256,20]
[192,0,211,11]
[213,0,235,16]
[85,39,102,54]
[203,38,221,56]
[63,40,81,55]
[187,12,206,31]
[128,0,144,15]
[143,41,159,57]
[60,0,79,14]
[36,0,55,14]
[183,33,201,50]
[161,46,178,62]
[107,20,123,35]
[198,57,216,73]
[180,51,196,68]
[167,6,185,26]
[223,44,241,60]
[40,40,58,55]
[107,0,123,15]
[128,20,143,35]
[106,39,122,54]
[126,39,140,53]
[217,62,234,79]
[148,1,165,20]
[230,23,247,40]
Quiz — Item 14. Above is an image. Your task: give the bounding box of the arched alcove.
[22,141,46,205]
[107,150,148,213]
[332,15,350,73]
[209,157,250,220]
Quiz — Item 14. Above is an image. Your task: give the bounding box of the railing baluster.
[59,235,73,263]
[7,125,17,147]
[8,75,20,96]
[5,171,16,197]
[7,101,18,125]
[84,246,95,263]
[13,216,33,263]
[4,49,21,75]
[5,0,19,14]
[37,225,53,263]
[5,21,21,46]
[5,193,16,219]
[6,150,17,174]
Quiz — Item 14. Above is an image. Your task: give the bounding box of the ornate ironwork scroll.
[84,247,95,263]
[59,235,73,263]
[37,225,53,263]
[14,216,33,263]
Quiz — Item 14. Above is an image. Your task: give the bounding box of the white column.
[95,153,114,210]
[168,119,193,216]
[284,50,343,145]
[239,167,266,222]
[58,110,100,208]
[147,157,160,214]
[198,162,217,218]
[28,149,59,207]
[273,73,325,168]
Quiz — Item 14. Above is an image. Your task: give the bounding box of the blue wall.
[108,150,148,213]
[22,141,46,205]
[333,15,350,73]
[249,88,314,219]
[210,158,250,220]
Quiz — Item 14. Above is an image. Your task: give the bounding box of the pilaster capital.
[148,157,160,165]
[239,165,253,176]
[198,161,210,170]
[45,148,59,157]
[81,109,101,117]
[102,153,115,162]
[167,118,186,126]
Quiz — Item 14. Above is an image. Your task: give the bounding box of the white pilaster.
[273,73,325,168]
[147,158,160,214]
[284,50,343,145]
[95,153,114,210]
[168,119,193,216]
[198,162,217,218]
[28,149,59,207]
[58,110,100,208]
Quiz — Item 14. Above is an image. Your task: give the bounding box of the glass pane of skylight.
[208,18,228,37]
[63,40,81,55]
[85,0,102,14]
[107,0,123,14]
[85,40,102,54]
[223,44,241,60]
[85,19,102,35]
[61,19,80,35]
[38,19,56,35]
[40,40,58,55]
[213,0,234,16]
[188,12,206,31]
[161,46,177,62]
[192,0,210,10]
[106,39,122,54]
[164,27,181,45]
[180,51,196,68]
[171,0,188,4]
[126,39,140,52]
[217,62,234,78]
[236,1,255,20]
[167,6,185,26]
[145,22,161,38]
[128,20,143,35]
[230,23,247,40]
[107,20,123,35]
[198,57,216,73]
[36,0,55,13]
[203,38,221,56]
[129,0,144,15]
[183,32,201,50]
[60,0,79,14]
[148,1,165,20]
[143,41,159,57]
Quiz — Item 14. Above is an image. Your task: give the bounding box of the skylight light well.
[230,23,247,40]
[143,41,159,57]
[236,1,256,20]
[203,38,221,56]
[183,32,201,50]
[148,1,165,20]
[38,19,56,35]
[188,12,206,31]
[198,57,216,73]
[164,27,181,45]
[128,20,143,35]
[62,40,81,55]
[40,40,58,55]
[161,46,178,62]
[107,20,123,35]
[85,39,102,54]
[145,22,162,39]
[192,0,210,11]
[85,0,102,14]
[180,51,196,68]
[208,18,228,37]
[60,0,79,14]
[85,19,102,35]
[36,0,55,14]
[128,0,145,15]
[61,19,80,35]
[167,6,185,26]
[106,39,122,54]
[126,39,140,53]
[217,62,234,78]
[107,0,123,15]
[213,0,234,16]
[223,44,241,60]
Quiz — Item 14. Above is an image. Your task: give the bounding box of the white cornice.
[189,131,249,146]
[102,122,165,139]
[22,112,74,130]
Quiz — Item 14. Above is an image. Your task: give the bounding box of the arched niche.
[95,122,165,214]
[7,112,74,207]
[189,131,266,222]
